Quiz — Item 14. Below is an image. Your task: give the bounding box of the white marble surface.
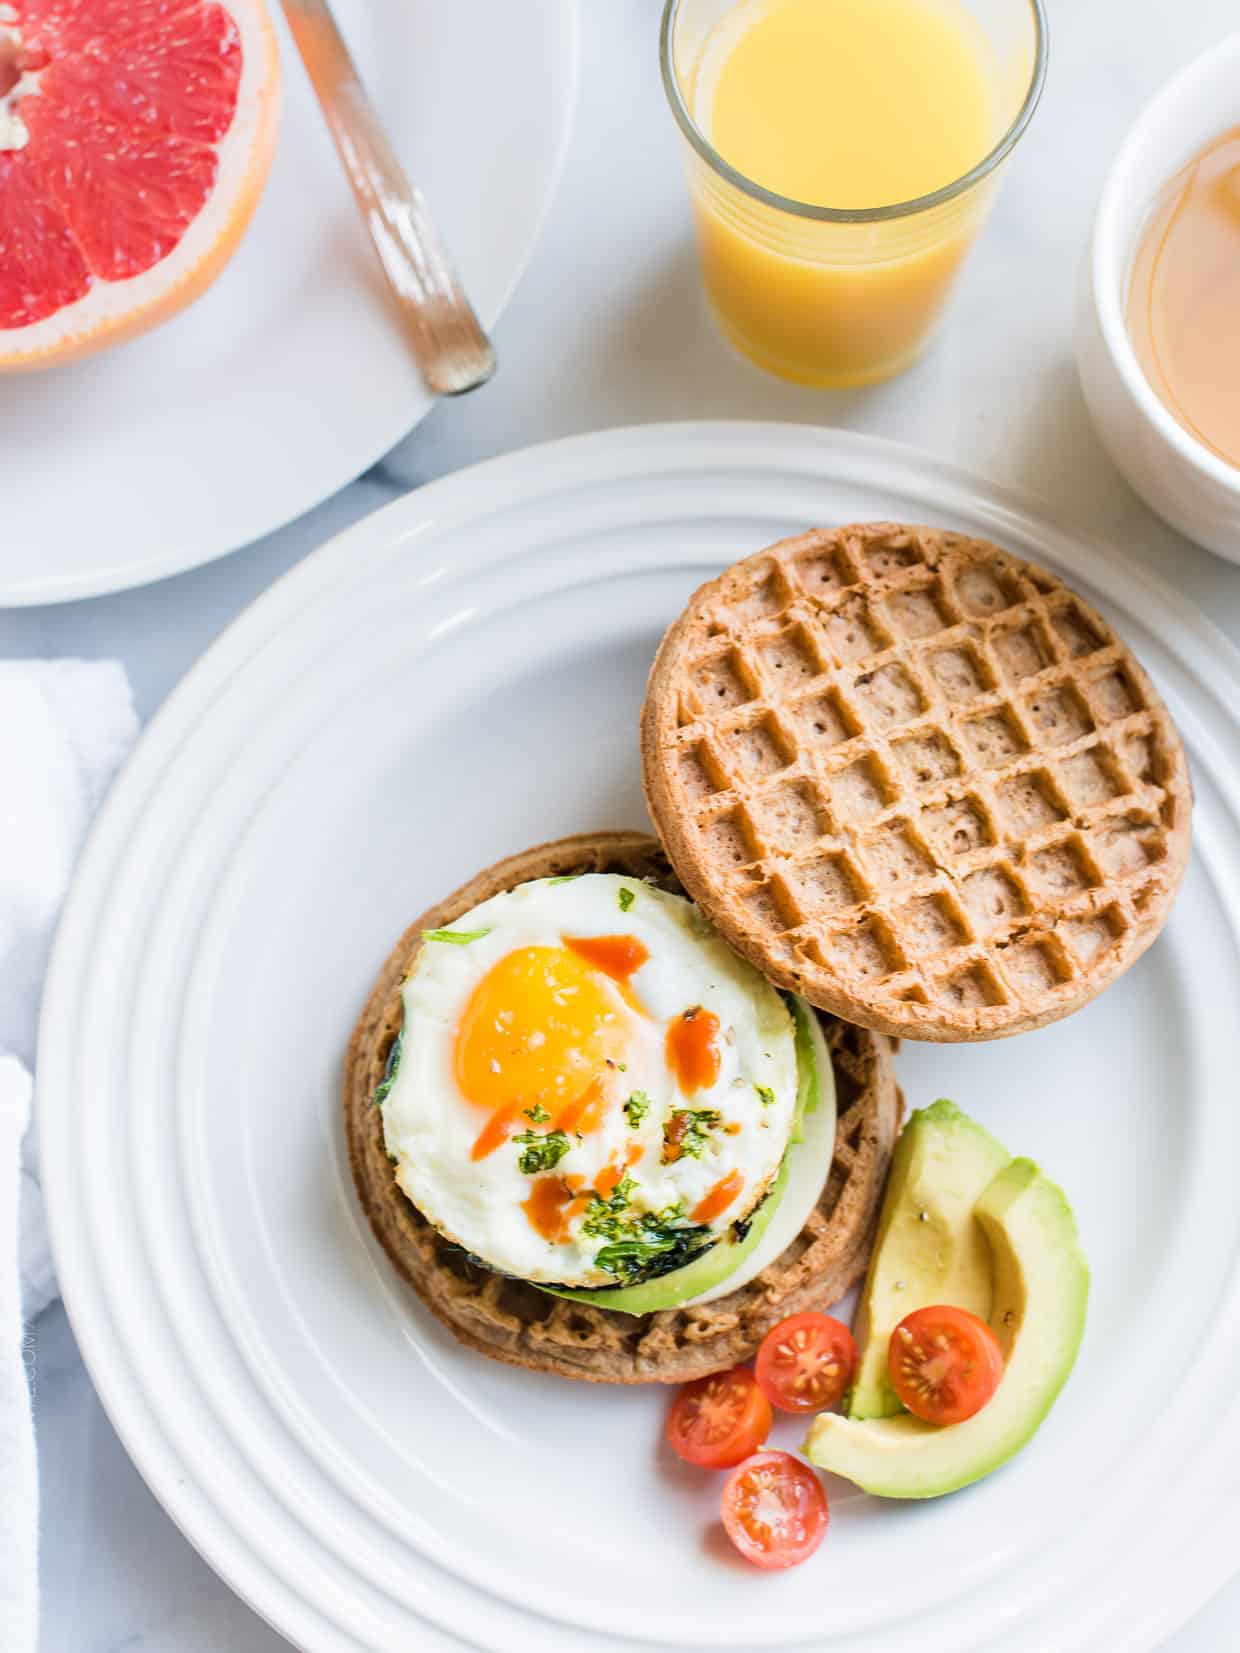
[12,1,1240,1648]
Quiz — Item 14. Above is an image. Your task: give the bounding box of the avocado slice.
[540,995,834,1315]
[804,1157,1089,1498]
[788,993,821,1143]
[849,1100,1010,1420]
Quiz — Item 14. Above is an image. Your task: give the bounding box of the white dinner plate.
[0,0,576,607]
[39,424,1240,1651]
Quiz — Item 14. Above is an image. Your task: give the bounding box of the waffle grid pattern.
[646,526,1192,1040]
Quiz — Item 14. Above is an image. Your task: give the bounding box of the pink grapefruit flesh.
[0,0,280,368]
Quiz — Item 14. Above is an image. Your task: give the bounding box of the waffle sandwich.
[346,833,902,1384]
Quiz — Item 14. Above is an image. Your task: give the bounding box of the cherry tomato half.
[754,1311,858,1414]
[667,1365,772,1469]
[887,1304,1004,1426]
[720,1450,829,1570]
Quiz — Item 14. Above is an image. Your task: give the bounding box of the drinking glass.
[660,0,1047,388]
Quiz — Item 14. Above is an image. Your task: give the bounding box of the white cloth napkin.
[0,1056,36,1653]
[0,659,138,1653]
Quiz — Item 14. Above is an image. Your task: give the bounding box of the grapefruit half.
[0,0,280,371]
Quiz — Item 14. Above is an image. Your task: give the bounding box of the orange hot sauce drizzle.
[522,1173,585,1242]
[474,1072,611,1159]
[662,1111,690,1164]
[555,1072,607,1136]
[470,1100,524,1161]
[527,1143,645,1245]
[564,933,650,1018]
[692,1170,745,1225]
[594,1141,643,1199]
[666,1005,721,1095]
[564,933,649,981]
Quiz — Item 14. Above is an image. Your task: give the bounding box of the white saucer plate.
[39,424,1240,1650]
[0,0,577,605]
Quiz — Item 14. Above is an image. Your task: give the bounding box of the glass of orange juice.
[661,0,1046,388]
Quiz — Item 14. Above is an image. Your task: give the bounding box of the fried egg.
[380,874,798,1288]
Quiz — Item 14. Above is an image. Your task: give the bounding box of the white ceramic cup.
[1075,34,1240,564]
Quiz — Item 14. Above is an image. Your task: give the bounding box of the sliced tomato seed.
[755,1312,858,1415]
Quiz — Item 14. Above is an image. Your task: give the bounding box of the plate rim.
[37,419,1240,1651]
[0,0,580,609]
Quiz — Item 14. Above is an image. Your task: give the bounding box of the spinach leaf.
[372,1029,404,1108]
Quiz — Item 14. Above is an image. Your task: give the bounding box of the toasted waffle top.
[642,525,1192,1041]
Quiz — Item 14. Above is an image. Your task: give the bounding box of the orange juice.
[664,0,1038,387]
[700,0,995,211]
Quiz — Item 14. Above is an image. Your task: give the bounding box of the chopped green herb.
[664,1107,722,1160]
[618,887,636,913]
[514,1129,571,1175]
[754,1083,775,1108]
[623,1090,651,1127]
[372,1029,403,1108]
[422,927,491,945]
[547,874,582,885]
[523,1102,551,1123]
[580,1175,638,1238]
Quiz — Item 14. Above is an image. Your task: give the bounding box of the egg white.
[381,874,798,1287]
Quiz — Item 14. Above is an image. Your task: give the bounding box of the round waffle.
[345,831,902,1385]
[643,524,1192,1042]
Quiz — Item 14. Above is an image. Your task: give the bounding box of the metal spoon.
[280,0,497,396]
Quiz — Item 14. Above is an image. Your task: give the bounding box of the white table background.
[10,1,1240,1647]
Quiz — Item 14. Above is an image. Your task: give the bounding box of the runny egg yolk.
[454,945,631,1158]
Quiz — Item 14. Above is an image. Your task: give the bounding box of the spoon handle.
[281,0,497,396]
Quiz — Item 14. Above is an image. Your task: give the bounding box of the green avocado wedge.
[540,994,831,1315]
[848,1100,1011,1420]
[788,993,820,1142]
[805,1157,1089,1498]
